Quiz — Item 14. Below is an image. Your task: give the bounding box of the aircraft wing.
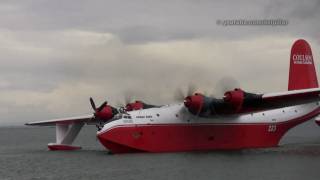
[25,114,94,126]
[206,88,320,115]
[25,114,97,150]
[260,88,320,108]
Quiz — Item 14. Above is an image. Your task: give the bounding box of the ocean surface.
[1,122,320,180]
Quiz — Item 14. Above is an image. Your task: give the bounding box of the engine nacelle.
[94,105,117,121]
[223,88,244,112]
[183,89,262,115]
[184,93,205,114]
[125,101,144,111]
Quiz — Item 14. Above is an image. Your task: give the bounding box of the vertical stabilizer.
[288,39,318,90]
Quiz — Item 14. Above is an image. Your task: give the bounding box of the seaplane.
[26,39,320,153]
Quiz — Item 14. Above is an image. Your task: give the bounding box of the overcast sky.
[0,0,320,126]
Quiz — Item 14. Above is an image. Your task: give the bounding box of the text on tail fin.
[288,39,318,90]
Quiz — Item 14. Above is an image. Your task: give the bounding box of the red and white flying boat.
[26,39,320,153]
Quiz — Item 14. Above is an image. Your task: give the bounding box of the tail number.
[268,124,277,132]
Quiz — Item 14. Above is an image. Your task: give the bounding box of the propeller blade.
[90,97,96,110]
[97,101,108,112]
[124,94,132,105]
[174,88,185,101]
[173,83,197,102]
[203,90,213,98]
[187,83,197,96]
[115,101,124,108]
[215,77,240,96]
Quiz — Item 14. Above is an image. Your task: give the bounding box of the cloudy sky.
[0,0,320,126]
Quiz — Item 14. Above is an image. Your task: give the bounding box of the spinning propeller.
[90,97,118,121]
[179,77,242,115]
[215,77,240,97]
[116,97,145,112]
[174,83,197,101]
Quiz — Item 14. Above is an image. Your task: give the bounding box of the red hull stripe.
[98,108,320,153]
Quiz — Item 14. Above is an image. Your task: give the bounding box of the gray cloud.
[1,0,319,43]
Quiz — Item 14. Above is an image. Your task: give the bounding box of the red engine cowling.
[223,88,244,112]
[184,93,204,114]
[125,101,144,111]
[94,105,114,121]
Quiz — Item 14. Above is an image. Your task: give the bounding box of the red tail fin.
[288,39,318,90]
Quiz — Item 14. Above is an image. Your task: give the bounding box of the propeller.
[184,93,205,115]
[187,83,197,97]
[90,97,96,110]
[214,76,240,97]
[116,91,149,112]
[90,97,108,112]
[174,83,198,101]
[89,97,115,121]
[97,101,108,112]
[116,91,135,107]
[174,88,185,101]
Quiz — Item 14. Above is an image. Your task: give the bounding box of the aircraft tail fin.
[288,39,318,90]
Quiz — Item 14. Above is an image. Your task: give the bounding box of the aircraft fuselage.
[97,102,320,153]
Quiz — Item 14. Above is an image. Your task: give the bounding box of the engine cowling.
[184,93,204,114]
[94,105,117,121]
[223,88,244,112]
[125,101,144,111]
